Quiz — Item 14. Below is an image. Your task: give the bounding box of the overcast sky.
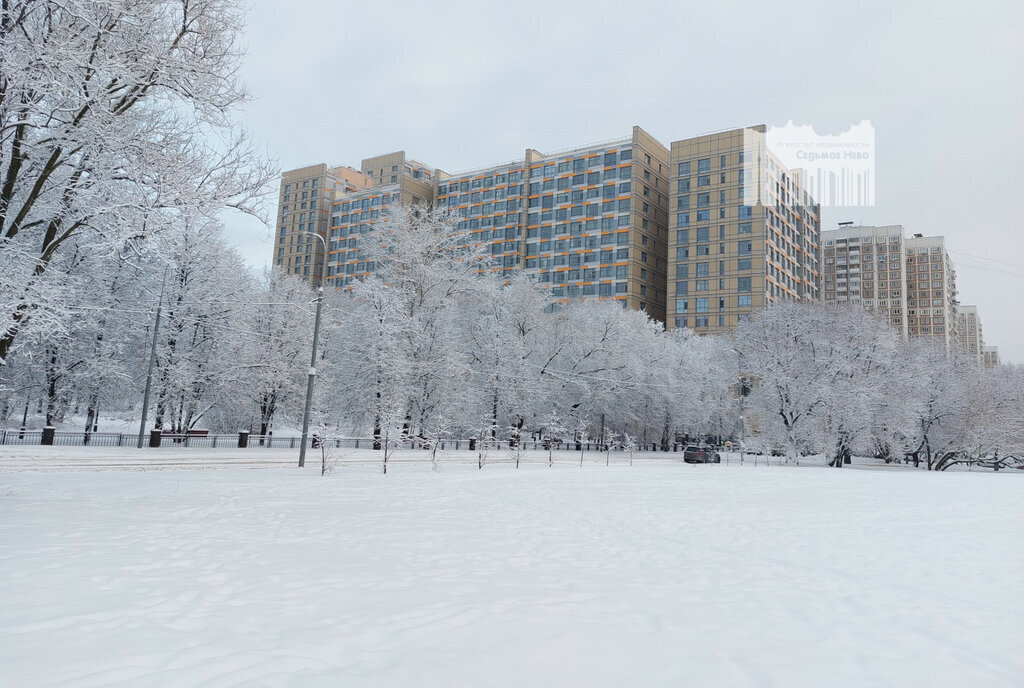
[223,0,1024,363]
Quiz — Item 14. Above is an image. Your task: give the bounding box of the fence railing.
[0,428,694,454]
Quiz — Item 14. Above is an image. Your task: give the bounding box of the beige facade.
[313,127,669,321]
[274,164,372,284]
[956,305,984,364]
[905,234,958,351]
[821,224,909,338]
[275,125,834,329]
[982,345,1000,369]
[666,126,821,333]
[821,226,963,351]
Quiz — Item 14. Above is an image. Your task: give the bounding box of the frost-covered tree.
[148,219,255,433]
[738,301,908,465]
[0,0,274,364]
[243,270,314,437]
[342,205,487,444]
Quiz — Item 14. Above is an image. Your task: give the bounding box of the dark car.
[683,445,721,464]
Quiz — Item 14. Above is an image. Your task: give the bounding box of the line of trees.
[1,205,1021,469]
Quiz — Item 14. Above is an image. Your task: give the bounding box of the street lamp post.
[298,231,329,468]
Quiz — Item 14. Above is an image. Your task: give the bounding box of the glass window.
[697,159,711,173]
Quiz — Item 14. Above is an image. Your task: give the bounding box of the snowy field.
[1,453,1022,687]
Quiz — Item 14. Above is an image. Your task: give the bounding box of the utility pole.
[137,268,168,449]
[298,231,329,468]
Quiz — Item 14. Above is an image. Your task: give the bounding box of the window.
[697,193,710,207]
[677,213,690,227]
[696,262,709,277]
[738,277,752,292]
[738,294,752,307]
[738,241,752,255]
[738,222,752,234]
[696,280,708,291]
[696,298,709,313]
[698,175,710,187]
[675,299,689,314]
[678,161,691,176]
[697,158,710,173]
[676,229,690,244]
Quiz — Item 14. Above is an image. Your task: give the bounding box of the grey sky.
[223,0,1024,363]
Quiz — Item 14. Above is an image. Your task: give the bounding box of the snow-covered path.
[1,462,1021,687]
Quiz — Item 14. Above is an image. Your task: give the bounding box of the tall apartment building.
[905,234,958,351]
[982,345,1000,369]
[320,127,670,320]
[275,164,372,283]
[821,224,909,338]
[326,152,442,287]
[956,305,984,364]
[821,226,961,350]
[666,125,821,333]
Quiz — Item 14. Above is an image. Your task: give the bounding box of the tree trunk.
[660,412,670,452]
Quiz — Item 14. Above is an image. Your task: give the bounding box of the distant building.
[905,234,959,352]
[275,127,671,321]
[956,305,984,364]
[275,164,372,284]
[666,125,821,334]
[820,226,961,352]
[821,224,908,338]
[982,345,1000,369]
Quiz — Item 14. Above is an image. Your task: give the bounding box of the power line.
[949,250,1024,270]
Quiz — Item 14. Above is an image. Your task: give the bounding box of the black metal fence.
[0,428,677,453]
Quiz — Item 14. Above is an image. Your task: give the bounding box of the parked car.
[683,445,721,464]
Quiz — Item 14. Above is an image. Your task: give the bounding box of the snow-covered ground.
[1,454,1021,687]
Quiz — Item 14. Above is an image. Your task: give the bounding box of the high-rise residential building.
[274,125,830,328]
[982,345,1000,369]
[320,127,670,320]
[275,164,373,284]
[821,224,908,337]
[821,225,962,350]
[956,305,984,364]
[666,125,821,333]
[905,234,958,351]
